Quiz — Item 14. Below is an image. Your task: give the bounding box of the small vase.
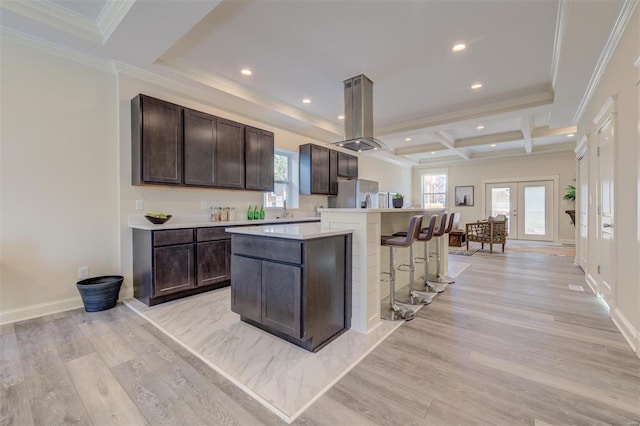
[392,198,403,208]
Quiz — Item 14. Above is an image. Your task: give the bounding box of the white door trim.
[593,95,617,311]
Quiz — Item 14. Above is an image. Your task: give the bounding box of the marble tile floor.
[124,259,471,424]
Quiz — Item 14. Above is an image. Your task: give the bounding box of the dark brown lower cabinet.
[133,227,231,306]
[230,232,352,352]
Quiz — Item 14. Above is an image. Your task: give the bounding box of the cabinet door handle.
[603,223,613,228]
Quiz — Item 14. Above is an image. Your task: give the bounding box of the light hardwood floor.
[1,251,639,425]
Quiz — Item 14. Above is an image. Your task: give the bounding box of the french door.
[485,180,554,241]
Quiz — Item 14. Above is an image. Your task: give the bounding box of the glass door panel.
[486,183,517,237]
[523,186,546,235]
[517,181,553,241]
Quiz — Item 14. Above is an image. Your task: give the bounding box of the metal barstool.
[380,215,423,321]
[412,214,439,303]
[426,213,448,293]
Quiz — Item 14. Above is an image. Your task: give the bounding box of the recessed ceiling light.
[431,151,436,155]
[476,125,485,130]
[405,137,412,141]
[302,98,311,104]
[452,43,467,52]
[567,133,575,137]
[338,115,344,120]
[240,68,252,76]
[471,83,483,90]
[490,144,497,147]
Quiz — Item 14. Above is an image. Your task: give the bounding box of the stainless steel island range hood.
[332,74,388,152]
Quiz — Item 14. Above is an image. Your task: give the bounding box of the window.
[422,173,447,208]
[264,150,298,208]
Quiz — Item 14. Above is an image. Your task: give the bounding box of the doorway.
[485,180,555,241]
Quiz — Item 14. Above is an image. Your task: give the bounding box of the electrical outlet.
[200,201,208,209]
[135,200,144,210]
[77,266,89,280]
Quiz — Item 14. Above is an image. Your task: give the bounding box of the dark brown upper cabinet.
[329,149,338,196]
[216,118,245,189]
[132,94,271,191]
[337,152,358,179]
[184,108,217,186]
[245,126,275,192]
[299,144,330,195]
[131,94,183,185]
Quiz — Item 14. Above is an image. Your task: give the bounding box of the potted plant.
[564,185,576,225]
[392,193,404,208]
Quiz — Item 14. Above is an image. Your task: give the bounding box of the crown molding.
[96,0,135,43]
[0,0,133,44]
[0,26,115,73]
[573,0,638,124]
[550,0,568,90]
[376,91,554,137]
[1,0,102,43]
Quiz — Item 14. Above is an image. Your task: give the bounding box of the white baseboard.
[0,296,84,325]
[558,239,576,245]
[585,273,598,295]
[611,307,640,357]
[0,289,134,325]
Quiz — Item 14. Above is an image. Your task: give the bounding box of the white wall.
[0,39,119,321]
[412,152,576,243]
[577,7,639,354]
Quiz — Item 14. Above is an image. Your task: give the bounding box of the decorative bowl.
[144,214,172,225]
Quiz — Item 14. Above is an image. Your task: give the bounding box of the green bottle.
[259,205,265,220]
[247,204,253,220]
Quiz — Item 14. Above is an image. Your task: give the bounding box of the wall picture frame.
[455,186,474,206]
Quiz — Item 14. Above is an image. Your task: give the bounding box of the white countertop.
[225,222,352,240]
[129,216,320,230]
[318,207,446,213]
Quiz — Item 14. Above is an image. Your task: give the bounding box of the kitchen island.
[319,207,447,333]
[226,222,352,352]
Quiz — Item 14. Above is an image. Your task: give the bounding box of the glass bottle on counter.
[247,204,253,220]
[259,205,265,220]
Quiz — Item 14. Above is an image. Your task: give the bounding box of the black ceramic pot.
[392,198,404,208]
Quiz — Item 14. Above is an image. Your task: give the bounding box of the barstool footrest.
[426,280,446,293]
[397,264,414,272]
[438,274,455,284]
[410,290,432,305]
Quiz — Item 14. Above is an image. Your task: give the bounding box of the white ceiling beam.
[522,115,533,154]
[435,131,470,160]
[455,131,524,149]
[395,143,447,156]
[531,125,577,138]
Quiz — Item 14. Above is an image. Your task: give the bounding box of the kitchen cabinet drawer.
[232,235,302,264]
[197,227,230,242]
[153,229,194,246]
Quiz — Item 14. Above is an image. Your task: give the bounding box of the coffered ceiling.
[1,0,634,167]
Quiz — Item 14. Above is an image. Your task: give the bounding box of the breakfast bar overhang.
[319,208,448,333]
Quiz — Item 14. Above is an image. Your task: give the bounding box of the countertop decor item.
[144,214,172,224]
[392,193,404,208]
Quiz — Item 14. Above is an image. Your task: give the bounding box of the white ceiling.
[1,0,631,167]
